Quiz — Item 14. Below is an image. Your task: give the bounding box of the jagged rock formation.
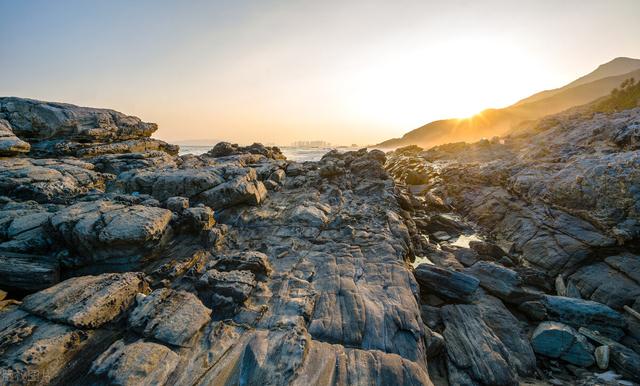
[386,105,640,384]
[0,98,432,385]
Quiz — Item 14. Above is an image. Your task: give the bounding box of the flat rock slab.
[0,252,60,291]
[21,272,146,328]
[90,339,179,385]
[414,263,479,302]
[0,118,30,156]
[128,288,211,347]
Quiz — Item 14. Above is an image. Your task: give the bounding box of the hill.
[377,57,640,149]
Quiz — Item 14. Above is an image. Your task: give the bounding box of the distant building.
[291,140,331,148]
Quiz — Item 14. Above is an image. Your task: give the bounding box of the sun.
[339,35,544,134]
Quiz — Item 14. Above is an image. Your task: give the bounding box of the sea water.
[179,145,357,162]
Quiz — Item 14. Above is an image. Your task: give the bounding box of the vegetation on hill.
[592,78,640,113]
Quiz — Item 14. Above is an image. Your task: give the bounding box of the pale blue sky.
[1,0,639,145]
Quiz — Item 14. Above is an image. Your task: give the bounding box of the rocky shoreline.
[0,97,639,385]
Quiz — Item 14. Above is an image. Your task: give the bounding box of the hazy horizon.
[2,0,640,146]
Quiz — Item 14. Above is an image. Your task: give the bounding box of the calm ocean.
[178,145,357,162]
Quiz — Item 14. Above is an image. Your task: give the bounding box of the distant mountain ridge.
[377,57,640,149]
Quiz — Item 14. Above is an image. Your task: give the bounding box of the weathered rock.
[475,293,536,376]
[468,240,509,260]
[196,171,268,210]
[196,269,257,310]
[414,263,479,302]
[208,250,273,280]
[0,308,106,384]
[466,261,540,304]
[568,261,640,310]
[519,295,626,339]
[441,304,518,386]
[128,288,211,347]
[530,321,595,367]
[0,97,157,143]
[181,206,215,232]
[90,339,179,385]
[21,272,146,328]
[50,200,172,268]
[424,327,445,359]
[165,196,189,212]
[0,118,30,156]
[0,157,106,203]
[206,141,285,160]
[0,252,60,291]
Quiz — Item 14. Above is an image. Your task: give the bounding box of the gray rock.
[50,200,172,268]
[196,269,257,309]
[568,262,640,310]
[0,252,59,291]
[530,321,595,367]
[0,97,157,143]
[469,240,509,260]
[181,206,215,232]
[90,339,179,385]
[414,263,480,302]
[128,288,211,347]
[441,304,518,386]
[21,272,146,328]
[0,157,106,203]
[466,261,540,304]
[519,295,626,340]
[0,118,30,156]
[595,345,610,369]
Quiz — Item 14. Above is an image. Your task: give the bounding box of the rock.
[128,288,211,347]
[0,157,106,203]
[441,304,518,386]
[290,204,329,227]
[530,321,595,367]
[468,240,509,260]
[181,206,215,232]
[206,141,285,160]
[196,269,257,309]
[414,264,480,302]
[166,196,189,212]
[430,230,451,241]
[208,251,273,280]
[0,97,157,142]
[568,261,640,309]
[90,339,179,385]
[0,252,60,291]
[0,308,104,384]
[475,293,536,376]
[466,261,540,304]
[50,200,172,268]
[595,345,610,369]
[0,118,30,156]
[196,171,267,210]
[519,295,626,340]
[20,272,146,328]
[578,327,640,382]
[424,327,445,359]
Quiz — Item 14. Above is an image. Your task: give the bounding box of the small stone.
[166,196,189,212]
[595,345,610,369]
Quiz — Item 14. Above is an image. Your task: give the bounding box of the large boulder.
[530,321,595,367]
[0,97,157,143]
[50,200,172,268]
[128,288,211,347]
[568,261,640,309]
[21,272,147,328]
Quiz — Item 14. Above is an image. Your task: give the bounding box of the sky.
[1,1,640,146]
